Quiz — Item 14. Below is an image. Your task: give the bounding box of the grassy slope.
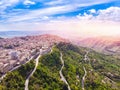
[57,43,85,90]
[29,46,67,90]
[87,50,120,90]
[57,42,120,90]
[0,60,35,90]
[0,42,120,90]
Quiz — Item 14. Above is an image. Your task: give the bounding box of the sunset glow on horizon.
[0,0,120,37]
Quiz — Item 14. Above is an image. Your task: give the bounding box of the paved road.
[10,55,35,72]
[59,53,71,90]
[0,74,6,83]
[82,51,89,90]
[0,54,35,82]
[24,49,42,90]
[82,66,87,90]
[84,51,89,62]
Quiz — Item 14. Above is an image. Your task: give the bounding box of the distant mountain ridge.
[1,42,120,90]
[0,34,69,51]
[0,31,119,56]
[72,36,120,57]
[0,31,53,38]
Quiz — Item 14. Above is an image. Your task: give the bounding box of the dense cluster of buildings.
[0,34,67,74]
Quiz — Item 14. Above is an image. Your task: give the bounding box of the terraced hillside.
[0,42,120,90]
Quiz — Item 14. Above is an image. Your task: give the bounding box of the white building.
[9,51,19,60]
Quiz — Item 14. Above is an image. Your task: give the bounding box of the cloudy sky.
[0,0,120,36]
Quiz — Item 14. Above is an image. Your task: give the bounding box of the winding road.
[10,55,35,72]
[24,49,42,90]
[0,53,35,83]
[84,51,89,62]
[82,51,89,90]
[82,66,87,90]
[59,53,71,90]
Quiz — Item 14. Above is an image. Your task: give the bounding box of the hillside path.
[59,52,71,90]
[24,49,42,90]
[82,51,89,90]
[82,66,87,90]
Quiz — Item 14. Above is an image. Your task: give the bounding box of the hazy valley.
[72,36,120,58]
[0,0,120,89]
[0,34,120,90]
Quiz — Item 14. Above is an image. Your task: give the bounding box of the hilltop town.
[0,34,67,74]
